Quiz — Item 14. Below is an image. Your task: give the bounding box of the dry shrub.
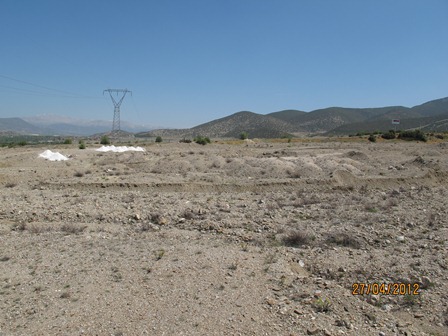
[325,232,361,249]
[287,169,301,178]
[61,223,86,234]
[282,230,313,247]
[302,194,321,205]
[12,222,27,231]
[5,182,17,188]
[27,223,53,234]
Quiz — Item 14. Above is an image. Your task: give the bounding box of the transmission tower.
[103,89,132,133]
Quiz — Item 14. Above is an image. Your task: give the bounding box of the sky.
[1,0,447,128]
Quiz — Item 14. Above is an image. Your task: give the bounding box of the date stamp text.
[352,283,420,296]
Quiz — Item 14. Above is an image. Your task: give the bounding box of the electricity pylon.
[103,89,132,133]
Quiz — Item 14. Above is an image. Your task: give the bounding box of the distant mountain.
[0,118,46,134]
[410,97,448,117]
[267,109,307,123]
[22,114,158,136]
[190,111,295,138]
[139,111,295,139]
[265,97,448,133]
[4,97,448,138]
[138,97,448,139]
[328,97,448,134]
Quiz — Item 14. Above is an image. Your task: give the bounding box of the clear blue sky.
[1,0,447,128]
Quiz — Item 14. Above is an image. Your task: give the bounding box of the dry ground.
[0,139,447,336]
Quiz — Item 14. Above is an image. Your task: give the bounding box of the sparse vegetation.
[313,298,332,312]
[63,138,73,145]
[228,261,238,270]
[381,130,396,140]
[1,137,447,334]
[282,230,313,247]
[401,293,422,306]
[194,135,211,145]
[398,129,427,142]
[5,182,17,188]
[100,135,111,145]
[26,224,53,234]
[111,266,123,282]
[240,132,248,140]
[60,223,86,234]
[155,249,165,260]
[60,291,71,299]
[325,232,361,249]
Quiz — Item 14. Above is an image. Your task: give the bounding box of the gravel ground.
[0,139,447,336]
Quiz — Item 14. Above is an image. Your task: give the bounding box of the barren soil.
[1,139,447,336]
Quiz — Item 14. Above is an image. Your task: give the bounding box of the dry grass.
[60,223,86,234]
[325,232,361,249]
[282,230,313,247]
[27,223,54,234]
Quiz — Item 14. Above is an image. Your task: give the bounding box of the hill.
[139,111,296,139]
[190,111,295,138]
[410,96,448,117]
[266,97,448,134]
[267,109,307,123]
[329,112,448,134]
[327,98,448,134]
[5,97,448,138]
[0,118,46,134]
[287,106,409,133]
[139,97,448,139]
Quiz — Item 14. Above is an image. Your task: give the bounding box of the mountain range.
[0,115,157,136]
[1,97,448,137]
[141,96,448,138]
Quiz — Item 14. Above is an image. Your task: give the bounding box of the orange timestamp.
[352,283,420,296]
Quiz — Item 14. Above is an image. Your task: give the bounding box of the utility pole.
[103,89,132,133]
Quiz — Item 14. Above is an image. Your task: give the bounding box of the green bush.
[240,132,248,140]
[381,130,396,140]
[17,140,28,146]
[100,135,111,145]
[368,134,376,142]
[63,138,73,144]
[398,130,427,142]
[79,140,86,149]
[194,135,211,145]
[155,136,162,143]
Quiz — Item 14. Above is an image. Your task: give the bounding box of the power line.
[0,84,101,99]
[0,74,101,99]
